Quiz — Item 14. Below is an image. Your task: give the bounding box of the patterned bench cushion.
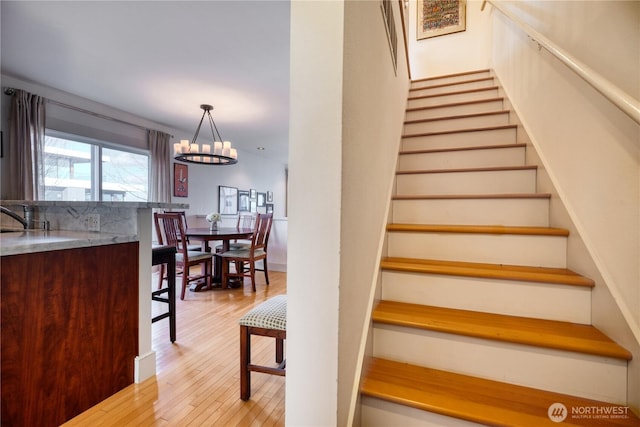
[239,295,287,331]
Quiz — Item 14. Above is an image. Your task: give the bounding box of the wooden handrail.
[481,0,640,124]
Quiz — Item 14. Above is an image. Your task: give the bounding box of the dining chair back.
[154,212,212,300]
[215,213,255,253]
[220,212,273,291]
[238,214,255,229]
[163,210,201,252]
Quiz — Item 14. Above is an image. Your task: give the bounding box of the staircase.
[360,70,639,426]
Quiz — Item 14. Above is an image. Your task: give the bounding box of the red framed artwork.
[174,163,188,197]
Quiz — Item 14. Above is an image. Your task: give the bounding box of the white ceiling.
[1,0,291,164]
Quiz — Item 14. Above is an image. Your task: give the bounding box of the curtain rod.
[3,87,174,138]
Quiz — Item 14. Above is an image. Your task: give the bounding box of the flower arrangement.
[206,212,221,230]
[206,212,221,223]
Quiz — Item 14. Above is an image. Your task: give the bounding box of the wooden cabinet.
[1,242,139,427]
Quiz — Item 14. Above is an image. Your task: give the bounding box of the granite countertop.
[0,230,138,256]
[0,200,188,209]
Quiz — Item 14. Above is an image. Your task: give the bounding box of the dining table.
[184,226,254,290]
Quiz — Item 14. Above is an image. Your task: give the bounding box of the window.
[43,132,149,202]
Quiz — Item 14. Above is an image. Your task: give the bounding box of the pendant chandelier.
[173,104,238,165]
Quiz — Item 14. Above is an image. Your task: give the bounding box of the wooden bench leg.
[240,325,251,400]
[276,337,284,364]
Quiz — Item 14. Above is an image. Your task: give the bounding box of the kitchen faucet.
[0,206,30,229]
[0,205,50,230]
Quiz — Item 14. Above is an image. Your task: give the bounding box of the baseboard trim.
[135,350,156,383]
[269,263,287,272]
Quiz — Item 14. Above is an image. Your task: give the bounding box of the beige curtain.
[7,90,46,200]
[148,129,172,202]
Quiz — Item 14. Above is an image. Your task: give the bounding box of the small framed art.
[238,190,251,212]
[174,163,188,197]
[257,192,266,207]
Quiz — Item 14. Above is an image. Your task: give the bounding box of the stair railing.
[481,0,640,124]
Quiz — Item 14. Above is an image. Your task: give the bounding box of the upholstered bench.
[239,294,287,400]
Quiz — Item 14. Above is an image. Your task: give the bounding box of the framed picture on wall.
[174,163,188,197]
[218,186,238,215]
[238,190,250,212]
[250,189,257,199]
[257,192,266,207]
[417,0,466,40]
[380,0,398,72]
[250,201,257,213]
[266,203,274,214]
[267,191,273,202]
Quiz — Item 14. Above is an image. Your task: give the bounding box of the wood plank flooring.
[62,270,287,426]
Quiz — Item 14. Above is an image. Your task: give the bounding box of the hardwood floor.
[63,270,287,426]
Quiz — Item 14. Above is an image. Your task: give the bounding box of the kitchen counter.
[0,229,137,256]
[2,239,139,426]
[0,199,188,387]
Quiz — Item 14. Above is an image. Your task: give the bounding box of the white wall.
[408,0,492,79]
[287,2,344,425]
[489,0,640,409]
[287,1,410,425]
[341,1,410,425]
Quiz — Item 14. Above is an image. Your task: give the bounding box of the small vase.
[209,221,218,231]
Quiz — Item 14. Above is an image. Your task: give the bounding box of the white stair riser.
[408,89,499,108]
[411,71,492,89]
[410,79,495,98]
[387,232,567,267]
[373,325,627,403]
[402,128,517,151]
[405,99,504,121]
[381,271,591,323]
[398,146,526,171]
[404,112,510,134]
[362,397,484,427]
[392,198,550,227]
[396,169,537,196]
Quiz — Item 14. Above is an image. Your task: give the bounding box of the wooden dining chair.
[220,213,273,291]
[164,210,201,252]
[215,213,255,253]
[154,212,213,300]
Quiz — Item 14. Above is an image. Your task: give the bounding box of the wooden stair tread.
[386,223,569,237]
[408,86,499,101]
[404,109,508,125]
[399,143,523,155]
[403,124,517,138]
[362,357,639,426]
[381,257,594,287]
[412,69,491,83]
[393,193,552,200]
[409,76,495,92]
[406,97,504,113]
[372,300,632,360]
[397,165,537,175]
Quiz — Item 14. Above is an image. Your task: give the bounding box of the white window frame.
[43,129,151,202]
